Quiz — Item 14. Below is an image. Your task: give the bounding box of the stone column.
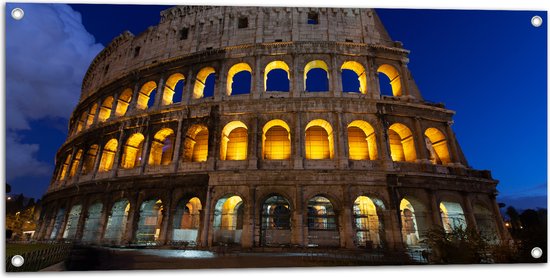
[340,186,355,248]
[171,117,184,172]
[74,149,87,182]
[445,121,462,165]
[216,62,227,101]
[110,91,120,120]
[123,192,140,245]
[248,117,259,169]
[158,191,172,245]
[153,75,166,109]
[293,112,304,169]
[55,199,73,241]
[241,186,256,248]
[200,187,213,247]
[291,185,305,246]
[252,55,262,99]
[98,196,112,244]
[91,99,102,126]
[336,111,348,169]
[291,55,303,98]
[330,54,341,97]
[184,69,194,105]
[367,57,381,99]
[74,196,91,242]
[428,190,442,229]
[373,116,392,163]
[139,128,152,174]
[461,193,478,232]
[128,82,141,114]
[91,141,105,179]
[413,117,430,163]
[399,62,411,97]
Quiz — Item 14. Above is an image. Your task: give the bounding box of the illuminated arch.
[226,63,252,95]
[353,196,381,247]
[136,81,157,110]
[213,195,244,244]
[347,120,377,160]
[377,64,402,96]
[388,123,417,162]
[304,60,329,92]
[341,61,367,94]
[148,128,175,166]
[262,119,291,160]
[220,121,248,161]
[440,201,467,233]
[162,73,185,105]
[62,204,82,239]
[98,139,118,172]
[103,199,130,244]
[264,60,290,92]
[305,119,334,159]
[400,198,420,246]
[172,197,202,243]
[261,195,292,246]
[98,96,114,122]
[193,67,216,99]
[68,149,83,177]
[81,144,99,175]
[81,202,103,243]
[58,152,72,181]
[307,195,337,230]
[136,199,163,243]
[121,133,145,169]
[424,128,451,165]
[86,103,98,127]
[76,112,87,133]
[183,124,209,162]
[115,88,133,116]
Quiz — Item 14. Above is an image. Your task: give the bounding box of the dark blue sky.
[6,4,547,210]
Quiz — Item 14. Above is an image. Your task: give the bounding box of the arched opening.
[81,202,103,243]
[148,128,175,166]
[227,63,252,95]
[121,133,145,169]
[58,153,72,181]
[353,196,381,248]
[98,139,118,172]
[348,120,377,160]
[103,199,130,244]
[183,125,209,162]
[400,198,420,247]
[440,201,467,233]
[424,128,451,165]
[264,61,290,92]
[388,123,417,162]
[305,119,334,159]
[473,204,499,242]
[76,112,87,133]
[262,119,291,160]
[213,195,244,244]
[220,121,248,161]
[261,195,292,246]
[163,73,185,105]
[62,204,82,240]
[136,81,157,110]
[69,149,83,177]
[172,197,202,244]
[341,61,367,94]
[115,88,133,117]
[304,60,329,92]
[49,207,66,239]
[193,67,216,99]
[98,96,114,122]
[377,64,402,97]
[307,196,339,247]
[86,103,98,128]
[81,144,99,175]
[136,199,163,243]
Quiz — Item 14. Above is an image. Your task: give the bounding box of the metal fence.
[5,243,73,272]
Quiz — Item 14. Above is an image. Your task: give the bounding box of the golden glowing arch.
[347,120,377,160]
[116,88,133,117]
[377,64,402,96]
[264,60,290,91]
[69,149,83,177]
[388,123,416,162]
[136,81,157,110]
[226,63,252,95]
[121,133,145,169]
[163,73,185,105]
[86,103,98,128]
[98,139,118,172]
[424,128,451,165]
[305,119,334,159]
[193,67,216,99]
[262,119,291,160]
[304,60,329,90]
[184,124,209,162]
[220,121,248,160]
[149,128,175,166]
[98,96,114,123]
[341,61,367,94]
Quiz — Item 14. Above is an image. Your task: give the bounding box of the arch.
[98,96,114,122]
[172,197,202,244]
[220,121,248,161]
[307,195,339,247]
[473,203,499,241]
[227,63,252,95]
[388,123,417,162]
[305,119,334,159]
[62,204,82,240]
[136,81,157,110]
[163,73,185,105]
[424,127,451,165]
[193,67,216,99]
[49,207,66,239]
[103,199,130,244]
[440,201,467,233]
[213,195,244,244]
[98,139,118,172]
[81,202,103,243]
[81,144,99,175]
[353,196,381,248]
[341,61,367,94]
[58,152,72,181]
[136,199,164,243]
[262,119,291,160]
[261,195,292,246]
[348,120,377,160]
[68,149,83,177]
[377,64,402,96]
[148,128,175,166]
[400,198,420,246]
[115,88,133,116]
[304,60,329,92]
[121,133,145,169]
[264,60,290,92]
[183,125,209,162]
[76,112,87,133]
[85,103,98,128]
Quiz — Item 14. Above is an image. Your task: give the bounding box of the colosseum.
[35,5,508,253]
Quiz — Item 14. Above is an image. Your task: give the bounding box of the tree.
[422,226,490,264]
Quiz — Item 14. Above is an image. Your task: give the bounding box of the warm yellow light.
[184,125,209,162]
[305,119,334,159]
[193,67,215,99]
[347,120,377,160]
[98,96,114,122]
[115,88,133,117]
[76,112,87,133]
[59,153,72,180]
[304,60,329,90]
[69,149,83,177]
[227,63,252,95]
[353,196,380,246]
[148,128,175,166]
[220,121,248,160]
[388,123,416,162]
[86,103,98,128]
[136,81,157,110]
[377,64,402,96]
[262,119,291,160]
[221,196,243,230]
[98,139,118,172]
[424,127,451,165]
[163,73,185,105]
[400,198,420,246]
[121,133,145,169]
[264,60,290,91]
[341,61,367,94]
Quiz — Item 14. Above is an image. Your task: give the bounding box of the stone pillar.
[340,186,355,248]
[158,191,172,245]
[74,196,91,242]
[74,149,87,182]
[373,116,392,163]
[91,141,105,179]
[110,91,120,120]
[248,117,259,169]
[489,194,510,241]
[128,82,141,114]
[216,62,227,100]
[368,57,381,99]
[139,128,152,174]
[461,193,478,232]
[201,187,213,247]
[413,117,430,163]
[291,55,303,98]
[252,55,262,99]
[241,186,256,248]
[98,196,112,244]
[153,75,166,109]
[171,118,184,172]
[91,99,102,126]
[55,199,74,241]
[293,112,304,169]
[336,111,348,169]
[383,209,403,250]
[445,121,462,165]
[399,62,411,97]
[123,193,140,245]
[428,190,442,229]
[291,185,305,246]
[184,69,194,105]
[330,54,341,97]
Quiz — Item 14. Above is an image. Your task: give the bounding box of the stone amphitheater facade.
[35,6,507,251]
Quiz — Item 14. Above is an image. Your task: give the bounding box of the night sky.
[5,3,547,210]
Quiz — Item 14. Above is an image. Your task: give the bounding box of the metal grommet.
[531,15,543,27]
[11,255,24,267]
[11,8,24,20]
[531,247,543,259]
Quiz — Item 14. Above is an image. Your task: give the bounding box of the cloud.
[5,4,104,181]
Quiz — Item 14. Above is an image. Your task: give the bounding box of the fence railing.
[5,243,73,272]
